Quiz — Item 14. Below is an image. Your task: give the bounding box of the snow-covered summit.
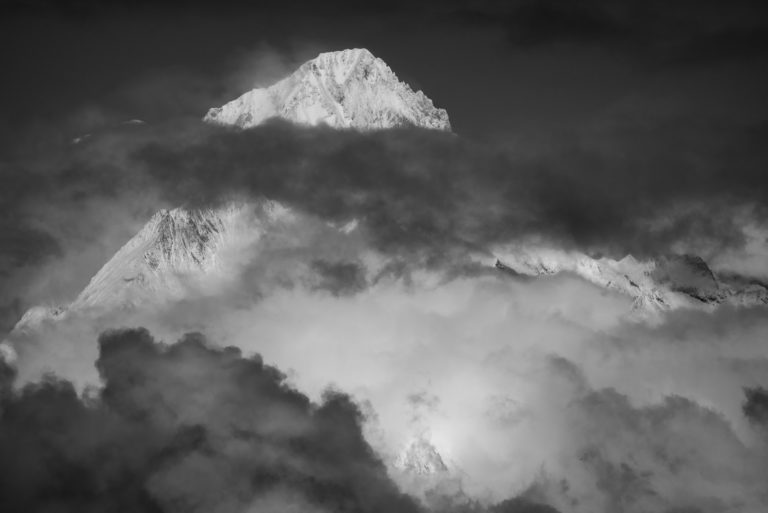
[204,48,451,131]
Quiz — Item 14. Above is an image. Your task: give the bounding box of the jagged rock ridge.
[493,245,768,315]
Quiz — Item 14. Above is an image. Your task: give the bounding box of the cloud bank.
[0,327,565,513]
[8,259,768,511]
[0,328,422,513]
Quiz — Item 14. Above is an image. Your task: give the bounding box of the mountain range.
[4,48,768,479]
[9,47,768,337]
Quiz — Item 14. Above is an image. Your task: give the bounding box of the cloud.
[743,386,768,428]
[0,133,165,331]
[127,117,768,264]
[490,498,561,513]
[0,326,570,513]
[562,388,766,512]
[310,259,368,296]
[0,327,424,513]
[5,229,768,511]
[153,278,768,511]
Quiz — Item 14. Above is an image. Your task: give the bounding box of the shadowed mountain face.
[652,254,720,302]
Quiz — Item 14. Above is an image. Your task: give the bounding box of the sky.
[2,2,768,513]
[3,0,768,140]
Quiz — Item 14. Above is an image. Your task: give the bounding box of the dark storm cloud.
[310,260,368,296]
[0,221,61,272]
[568,388,762,512]
[0,121,158,294]
[0,327,563,513]
[0,158,62,272]
[490,499,561,513]
[743,386,768,428]
[129,117,768,260]
[0,327,423,513]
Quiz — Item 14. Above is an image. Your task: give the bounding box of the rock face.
[204,48,451,131]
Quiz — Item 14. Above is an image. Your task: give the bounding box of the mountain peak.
[395,437,449,476]
[69,207,235,312]
[204,48,451,131]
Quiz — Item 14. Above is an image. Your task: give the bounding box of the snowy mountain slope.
[492,245,768,315]
[71,206,238,311]
[204,48,451,131]
[7,201,296,335]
